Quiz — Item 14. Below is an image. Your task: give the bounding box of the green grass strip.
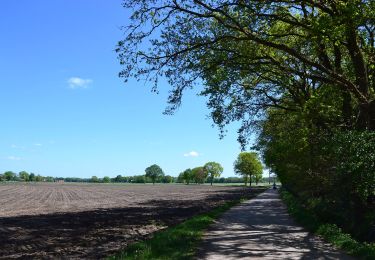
[281,190,375,259]
[108,191,264,260]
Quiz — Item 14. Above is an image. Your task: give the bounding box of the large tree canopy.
[145,164,165,184]
[191,166,208,184]
[118,0,375,146]
[116,1,375,241]
[203,161,224,186]
[234,152,263,186]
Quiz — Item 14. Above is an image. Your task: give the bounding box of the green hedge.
[281,190,375,259]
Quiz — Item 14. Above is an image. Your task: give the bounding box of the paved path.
[197,189,353,259]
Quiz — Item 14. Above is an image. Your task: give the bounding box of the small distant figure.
[273,183,277,190]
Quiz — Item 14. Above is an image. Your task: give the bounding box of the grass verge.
[281,190,375,259]
[109,189,266,260]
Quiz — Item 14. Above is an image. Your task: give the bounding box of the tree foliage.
[29,173,36,182]
[234,152,263,186]
[161,175,174,183]
[145,164,165,184]
[179,168,193,184]
[3,171,16,181]
[191,166,208,184]
[19,171,29,182]
[257,106,375,241]
[118,0,375,241]
[203,162,223,186]
[114,175,124,182]
[91,176,99,183]
[118,0,375,146]
[103,176,111,183]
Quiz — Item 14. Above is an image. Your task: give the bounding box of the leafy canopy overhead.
[118,0,375,146]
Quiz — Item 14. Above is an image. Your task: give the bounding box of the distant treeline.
[0,171,54,182]
[60,175,249,184]
[0,171,273,184]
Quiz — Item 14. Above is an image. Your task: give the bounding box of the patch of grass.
[281,190,375,259]
[109,189,265,260]
[317,224,375,259]
[109,202,236,260]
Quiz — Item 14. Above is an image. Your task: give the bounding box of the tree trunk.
[358,101,375,130]
[346,24,369,97]
[269,171,271,184]
[345,22,374,129]
[342,89,352,127]
[368,101,375,130]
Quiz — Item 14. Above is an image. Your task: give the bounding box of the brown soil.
[0,183,265,259]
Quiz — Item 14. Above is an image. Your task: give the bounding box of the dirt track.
[0,183,265,259]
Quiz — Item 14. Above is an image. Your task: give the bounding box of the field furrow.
[0,182,266,259]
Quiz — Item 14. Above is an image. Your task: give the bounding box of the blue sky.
[0,0,256,178]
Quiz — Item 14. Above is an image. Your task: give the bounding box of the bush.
[282,190,375,259]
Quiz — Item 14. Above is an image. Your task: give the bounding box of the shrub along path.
[196,188,353,259]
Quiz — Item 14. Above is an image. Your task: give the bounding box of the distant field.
[0,182,266,258]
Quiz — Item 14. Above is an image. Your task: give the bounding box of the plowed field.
[0,182,266,259]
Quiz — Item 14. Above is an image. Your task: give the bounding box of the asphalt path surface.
[197,188,353,259]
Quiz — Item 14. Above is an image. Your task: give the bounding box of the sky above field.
[0,0,259,178]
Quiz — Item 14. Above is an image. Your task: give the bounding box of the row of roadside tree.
[1,152,265,186]
[178,152,263,186]
[117,1,375,243]
[0,171,267,185]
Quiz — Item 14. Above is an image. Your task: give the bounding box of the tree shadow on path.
[196,189,354,259]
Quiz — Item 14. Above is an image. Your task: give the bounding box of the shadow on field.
[0,187,265,259]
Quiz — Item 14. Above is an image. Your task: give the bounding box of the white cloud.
[183,151,199,157]
[7,156,22,161]
[67,77,93,89]
[10,144,26,150]
[34,143,42,146]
